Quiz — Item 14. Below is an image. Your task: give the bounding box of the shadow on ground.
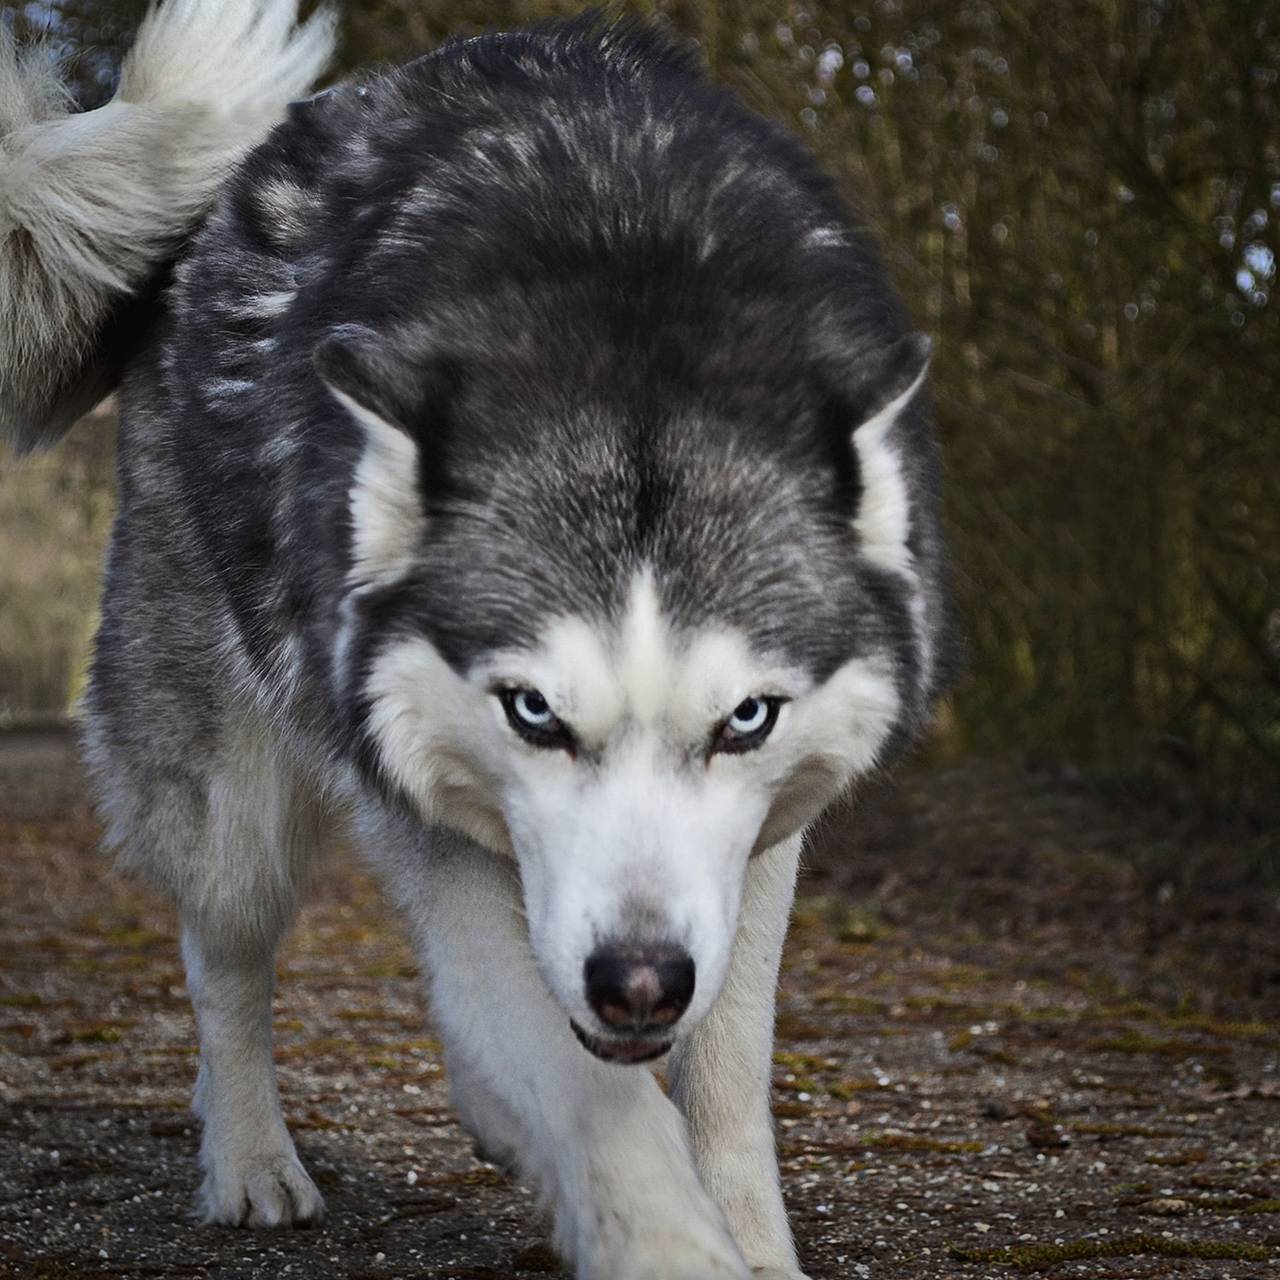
[0,734,1277,1278]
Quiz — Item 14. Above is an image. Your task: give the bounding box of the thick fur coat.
[0,4,952,1276]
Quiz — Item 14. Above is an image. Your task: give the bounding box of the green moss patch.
[773,1050,835,1073]
[66,1018,135,1043]
[0,992,44,1007]
[865,1131,986,1154]
[1145,1148,1208,1166]
[1242,1199,1280,1213]
[812,990,888,1015]
[773,1074,819,1094]
[948,1233,1272,1270]
[772,1014,829,1040]
[1092,1002,1276,1039]
[828,1079,892,1099]
[1071,1121,1179,1138]
[1087,1031,1228,1058]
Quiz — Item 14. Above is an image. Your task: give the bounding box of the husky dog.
[1,2,951,1275]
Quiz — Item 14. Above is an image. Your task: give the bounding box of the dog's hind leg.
[668,834,809,1280]
[371,818,752,1280]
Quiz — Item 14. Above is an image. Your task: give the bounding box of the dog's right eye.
[713,695,785,755]
[499,688,573,749]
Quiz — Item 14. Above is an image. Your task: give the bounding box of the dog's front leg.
[668,834,809,1280]
[182,924,324,1227]
[398,834,752,1280]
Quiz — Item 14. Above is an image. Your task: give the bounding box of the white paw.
[592,1231,751,1280]
[751,1270,813,1280]
[198,1147,324,1228]
[451,1073,525,1175]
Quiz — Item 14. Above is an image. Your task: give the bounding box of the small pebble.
[1140,1197,1191,1216]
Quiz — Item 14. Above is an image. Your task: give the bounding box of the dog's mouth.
[570,1020,672,1065]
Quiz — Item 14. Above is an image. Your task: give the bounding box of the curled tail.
[0,0,335,451]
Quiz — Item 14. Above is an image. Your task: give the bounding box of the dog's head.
[315,309,944,1062]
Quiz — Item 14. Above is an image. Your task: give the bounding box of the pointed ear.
[846,332,932,431]
[314,328,423,436]
[841,332,933,578]
[315,330,428,583]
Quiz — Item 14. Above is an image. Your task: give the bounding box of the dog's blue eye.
[513,689,553,725]
[716,696,783,753]
[728,697,767,734]
[500,687,571,748]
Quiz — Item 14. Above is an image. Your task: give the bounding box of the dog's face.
[359,570,901,1060]
[318,322,935,1060]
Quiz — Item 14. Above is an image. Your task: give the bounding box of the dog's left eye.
[500,688,572,749]
[715,696,784,754]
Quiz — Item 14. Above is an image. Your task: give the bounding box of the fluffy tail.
[0,0,336,451]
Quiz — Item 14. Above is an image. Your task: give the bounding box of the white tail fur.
[0,0,336,450]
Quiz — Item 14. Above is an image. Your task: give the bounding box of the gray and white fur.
[0,3,955,1276]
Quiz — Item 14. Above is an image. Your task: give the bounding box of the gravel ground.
[0,737,1277,1279]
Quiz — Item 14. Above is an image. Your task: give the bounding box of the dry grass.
[0,410,116,723]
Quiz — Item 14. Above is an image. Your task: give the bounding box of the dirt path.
[0,741,1277,1278]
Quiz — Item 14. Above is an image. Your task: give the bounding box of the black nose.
[584,943,696,1032]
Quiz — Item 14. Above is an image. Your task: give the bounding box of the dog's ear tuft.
[316,329,433,583]
[846,332,932,432]
[826,332,933,579]
[314,328,420,437]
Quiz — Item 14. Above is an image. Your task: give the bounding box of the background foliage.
[2,0,1277,813]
